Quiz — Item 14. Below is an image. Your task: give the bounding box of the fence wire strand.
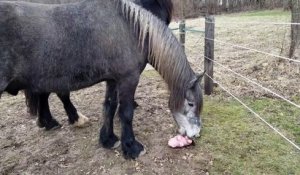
[204,56,300,110]
[205,21,300,26]
[205,73,300,152]
[205,37,300,63]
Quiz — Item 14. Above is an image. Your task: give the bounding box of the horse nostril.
[197,119,201,126]
[196,117,201,126]
[188,117,200,126]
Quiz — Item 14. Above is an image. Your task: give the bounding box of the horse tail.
[24,90,39,116]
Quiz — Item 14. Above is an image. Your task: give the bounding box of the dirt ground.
[0,74,212,175]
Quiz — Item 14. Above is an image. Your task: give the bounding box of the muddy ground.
[0,74,212,175]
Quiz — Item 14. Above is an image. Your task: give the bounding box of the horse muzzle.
[178,123,201,139]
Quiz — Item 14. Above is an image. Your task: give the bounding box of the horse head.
[171,72,205,139]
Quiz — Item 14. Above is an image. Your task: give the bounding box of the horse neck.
[149,52,193,90]
[118,0,191,108]
[147,40,194,109]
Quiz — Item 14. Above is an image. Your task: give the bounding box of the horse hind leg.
[24,89,39,116]
[99,81,121,149]
[57,93,89,127]
[37,93,62,130]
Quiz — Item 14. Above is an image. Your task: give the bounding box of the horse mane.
[118,0,194,110]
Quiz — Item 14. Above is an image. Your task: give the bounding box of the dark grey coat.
[0,0,145,95]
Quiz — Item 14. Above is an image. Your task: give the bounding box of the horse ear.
[188,71,205,89]
[197,71,205,82]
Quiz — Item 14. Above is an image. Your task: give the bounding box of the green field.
[200,96,300,174]
[168,9,299,174]
[143,64,300,174]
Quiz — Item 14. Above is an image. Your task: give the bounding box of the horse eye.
[188,102,194,107]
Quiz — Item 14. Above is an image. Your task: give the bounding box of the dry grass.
[170,9,300,99]
[169,9,300,174]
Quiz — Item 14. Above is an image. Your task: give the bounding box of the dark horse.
[23,0,173,130]
[0,0,204,159]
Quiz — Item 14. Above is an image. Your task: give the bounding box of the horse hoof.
[112,140,121,149]
[73,112,90,127]
[36,119,45,128]
[45,123,62,131]
[37,119,62,130]
[100,130,120,149]
[122,140,145,159]
[139,147,146,157]
[37,118,61,130]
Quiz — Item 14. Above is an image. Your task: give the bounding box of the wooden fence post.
[179,20,186,50]
[204,16,215,95]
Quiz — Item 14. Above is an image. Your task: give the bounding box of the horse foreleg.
[117,76,146,159]
[57,93,89,127]
[100,81,120,149]
[37,93,61,130]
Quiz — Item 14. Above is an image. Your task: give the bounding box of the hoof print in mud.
[122,140,146,159]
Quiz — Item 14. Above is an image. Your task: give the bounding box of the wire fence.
[171,15,300,152]
[204,21,300,25]
[204,37,300,63]
[205,73,300,151]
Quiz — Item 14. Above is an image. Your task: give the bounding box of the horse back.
[0,0,145,93]
[0,1,57,93]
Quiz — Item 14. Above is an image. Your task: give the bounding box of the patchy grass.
[172,9,300,100]
[199,96,300,174]
[239,9,291,17]
[249,98,300,144]
[141,69,300,174]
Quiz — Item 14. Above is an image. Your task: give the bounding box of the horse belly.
[29,57,109,93]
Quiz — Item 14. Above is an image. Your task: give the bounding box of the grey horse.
[0,0,203,159]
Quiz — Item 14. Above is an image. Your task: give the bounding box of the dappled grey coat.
[0,0,148,94]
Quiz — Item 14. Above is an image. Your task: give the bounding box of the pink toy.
[168,135,193,148]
